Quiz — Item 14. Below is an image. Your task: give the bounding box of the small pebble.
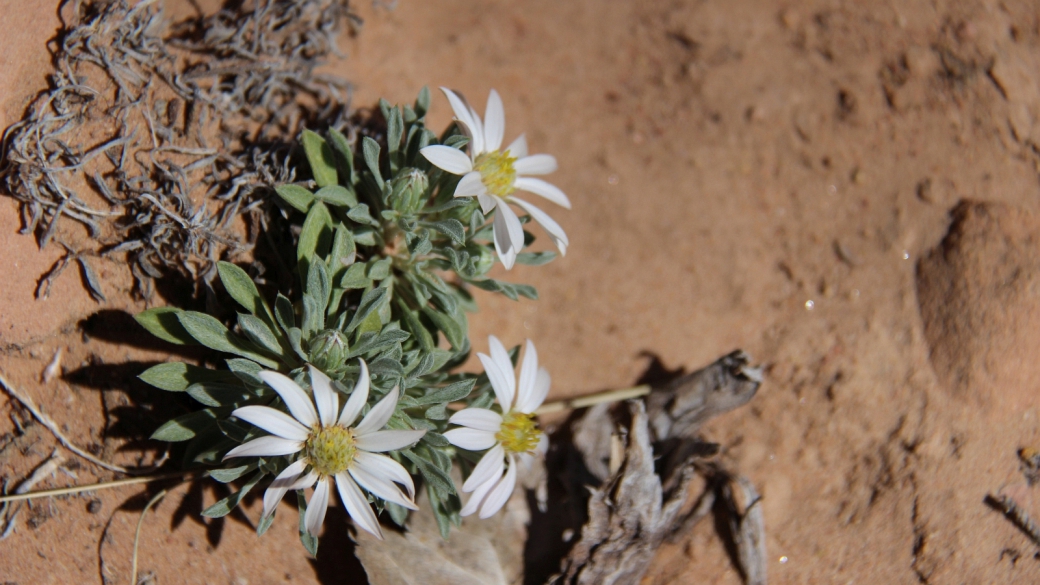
[87,499,102,514]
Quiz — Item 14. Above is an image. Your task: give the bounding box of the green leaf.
[257,510,276,536]
[306,260,331,312]
[421,306,464,349]
[327,128,356,186]
[414,86,431,118]
[346,203,379,227]
[301,294,323,339]
[400,307,434,351]
[415,379,476,405]
[403,449,456,497]
[366,257,392,281]
[274,294,296,334]
[515,251,557,266]
[362,136,384,191]
[329,225,356,279]
[218,262,273,324]
[227,358,264,387]
[369,357,404,378]
[313,185,357,208]
[346,287,389,333]
[134,307,195,345]
[423,219,466,245]
[151,408,224,442]
[208,462,257,484]
[202,470,265,518]
[274,184,315,213]
[301,129,338,188]
[187,382,253,407]
[176,312,280,368]
[469,278,538,301]
[347,328,411,359]
[297,201,333,277]
[237,314,285,358]
[339,263,371,289]
[138,362,237,392]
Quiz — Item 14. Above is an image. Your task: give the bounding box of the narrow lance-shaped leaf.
[346,287,390,333]
[218,261,275,326]
[176,311,280,368]
[135,307,195,345]
[301,129,338,188]
[275,184,315,213]
[362,136,384,191]
[139,362,238,392]
[297,201,333,279]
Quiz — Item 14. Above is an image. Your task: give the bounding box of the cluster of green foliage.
[133,88,554,550]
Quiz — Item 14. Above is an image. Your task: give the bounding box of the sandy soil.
[3,0,1040,583]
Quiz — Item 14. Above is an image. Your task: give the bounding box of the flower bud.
[308,329,349,373]
[389,168,428,213]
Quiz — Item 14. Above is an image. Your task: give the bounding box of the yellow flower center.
[474,151,517,198]
[495,411,542,454]
[305,426,356,476]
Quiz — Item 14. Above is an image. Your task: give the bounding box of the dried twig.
[0,449,65,539]
[130,489,167,585]
[1,0,358,298]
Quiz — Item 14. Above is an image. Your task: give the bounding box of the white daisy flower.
[419,88,570,269]
[444,336,550,518]
[223,360,425,540]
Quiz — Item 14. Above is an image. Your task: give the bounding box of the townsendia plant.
[134,87,567,554]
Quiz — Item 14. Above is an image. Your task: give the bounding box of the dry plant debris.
[0,0,357,299]
[553,351,764,585]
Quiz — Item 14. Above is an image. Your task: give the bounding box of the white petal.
[223,435,304,460]
[497,197,525,252]
[355,429,426,452]
[354,386,399,436]
[514,154,558,175]
[261,485,289,520]
[335,472,383,540]
[477,352,514,411]
[526,367,552,414]
[259,371,318,428]
[478,193,497,215]
[231,406,310,442]
[338,359,370,428]
[510,197,569,256]
[304,477,331,537]
[467,104,486,155]
[355,452,416,498]
[420,145,473,175]
[513,340,540,414]
[444,427,498,451]
[460,472,499,517]
[449,408,503,432]
[480,455,518,519]
[454,171,487,199]
[440,87,482,154]
[483,89,505,152]
[487,335,516,393]
[262,459,308,518]
[349,465,418,511]
[286,469,319,491]
[513,177,572,209]
[505,134,528,159]
[309,366,338,428]
[463,445,504,493]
